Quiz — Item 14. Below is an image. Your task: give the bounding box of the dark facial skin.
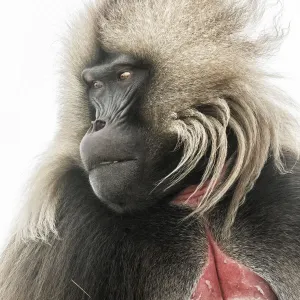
[80,52,180,213]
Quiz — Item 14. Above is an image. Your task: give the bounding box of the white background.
[0,0,299,248]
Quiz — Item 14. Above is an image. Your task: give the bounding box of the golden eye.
[119,71,132,81]
[92,81,103,89]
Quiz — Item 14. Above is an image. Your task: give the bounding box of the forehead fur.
[98,0,264,61]
[99,0,269,109]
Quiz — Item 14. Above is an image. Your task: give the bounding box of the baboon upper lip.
[99,159,136,165]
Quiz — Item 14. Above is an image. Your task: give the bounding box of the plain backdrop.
[0,0,299,249]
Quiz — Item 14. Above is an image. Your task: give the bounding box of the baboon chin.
[1,0,300,299]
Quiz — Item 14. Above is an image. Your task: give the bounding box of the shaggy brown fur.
[0,0,299,299]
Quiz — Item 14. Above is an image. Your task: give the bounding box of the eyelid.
[115,63,134,72]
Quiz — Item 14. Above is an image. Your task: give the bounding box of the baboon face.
[80,51,192,213]
[75,0,261,218]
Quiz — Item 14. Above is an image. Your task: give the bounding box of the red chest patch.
[191,231,277,300]
[172,186,277,300]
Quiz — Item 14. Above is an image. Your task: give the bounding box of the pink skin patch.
[172,184,210,207]
[172,186,278,300]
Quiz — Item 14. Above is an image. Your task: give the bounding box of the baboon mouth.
[89,159,137,171]
[98,159,136,166]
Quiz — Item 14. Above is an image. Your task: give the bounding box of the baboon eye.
[119,71,132,81]
[92,81,103,89]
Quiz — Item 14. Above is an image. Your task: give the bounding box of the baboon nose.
[92,120,106,132]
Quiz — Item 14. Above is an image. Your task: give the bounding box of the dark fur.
[1,156,299,299]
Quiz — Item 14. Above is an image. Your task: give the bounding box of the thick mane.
[1,1,300,299]
[12,0,300,240]
[96,0,300,232]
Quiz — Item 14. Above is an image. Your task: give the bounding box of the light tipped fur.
[96,0,300,236]
[6,0,300,242]
[1,1,300,299]
[167,83,300,234]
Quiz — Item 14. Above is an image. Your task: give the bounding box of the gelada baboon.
[1,0,300,299]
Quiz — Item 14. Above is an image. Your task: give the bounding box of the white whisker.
[71,279,91,299]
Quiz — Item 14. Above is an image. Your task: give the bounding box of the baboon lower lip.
[191,230,277,300]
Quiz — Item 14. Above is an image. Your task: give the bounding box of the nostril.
[92,120,106,132]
